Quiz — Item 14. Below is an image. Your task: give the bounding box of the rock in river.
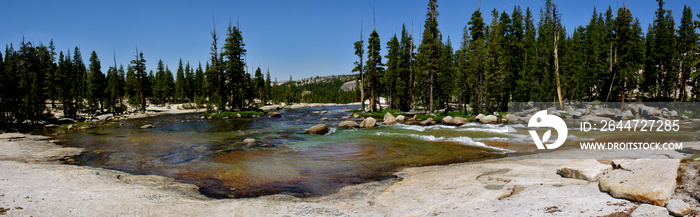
[305,124,329,135]
[338,121,359,128]
[140,124,155,129]
[480,115,498,124]
[383,112,397,125]
[269,112,282,117]
[360,117,377,129]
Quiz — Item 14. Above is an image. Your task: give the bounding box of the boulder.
[242,138,257,144]
[305,124,329,135]
[396,115,406,123]
[383,112,397,125]
[338,121,359,128]
[320,117,329,121]
[359,117,377,129]
[140,124,155,129]
[420,118,434,126]
[475,114,486,122]
[504,114,518,123]
[638,105,662,118]
[629,204,669,217]
[441,116,454,125]
[556,159,611,181]
[480,115,498,124]
[598,159,679,206]
[665,199,692,216]
[269,112,282,117]
[452,117,468,126]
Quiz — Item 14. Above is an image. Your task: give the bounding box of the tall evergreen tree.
[644,0,676,100]
[87,51,106,112]
[384,34,401,109]
[416,0,441,112]
[464,8,487,114]
[221,24,246,110]
[437,36,454,111]
[485,9,508,112]
[130,51,147,111]
[398,24,414,112]
[613,6,645,103]
[677,5,698,101]
[253,67,265,104]
[175,59,186,102]
[365,30,383,113]
[352,36,365,111]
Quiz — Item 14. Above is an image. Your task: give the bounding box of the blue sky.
[2,0,697,81]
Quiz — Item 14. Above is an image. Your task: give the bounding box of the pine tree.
[437,36,454,111]
[125,65,140,108]
[164,66,175,103]
[416,0,441,112]
[221,24,246,110]
[644,0,676,100]
[398,24,414,112]
[504,7,525,102]
[677,5,697,101]
[253,67,265,105]
[130,51,147,111]
[287,75,298,103]
[175,59,186,102]
[384,34,401,109]
[352,37,365,111]
[613,6,645,103]
[464,8,487,114]
[185,61,195,101]
[194,63,205,104]
[265,69,272,105]
[105,65,123,113]
[365,30,383,113]
[207,24,224,111]
[87,51,106,112]
[485,9,507,112]
[72,47,87,115]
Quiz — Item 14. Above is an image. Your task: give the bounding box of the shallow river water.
[42,105,698,198]
[44,106,520,198]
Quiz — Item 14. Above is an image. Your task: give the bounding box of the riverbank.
[0,133,697,216]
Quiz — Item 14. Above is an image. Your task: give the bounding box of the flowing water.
[43,106,517,198]
[41,105,698,198]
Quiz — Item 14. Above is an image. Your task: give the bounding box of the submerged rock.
[269,112,282,117]
[305,124,329,135]
[338,121,359,128]
[598,159,679,206]
[140,124,155,129]
[360,117,377,129]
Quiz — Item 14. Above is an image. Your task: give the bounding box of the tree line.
[0,22,300,128]
[353,0,700,114]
